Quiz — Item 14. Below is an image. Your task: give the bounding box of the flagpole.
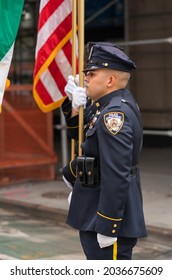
[78,0,85,156]
[71,0,77,160]
[72,0,77,76]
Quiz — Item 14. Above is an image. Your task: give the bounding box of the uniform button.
[113,224,117,228]
[112,230,116,234]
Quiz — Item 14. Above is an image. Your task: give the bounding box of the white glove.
[75,74,86,87]
[97,233,117,249]
[62,175,73,190]
[75,74,80,86]
[72,87,87,112]
[67,191,72,205]
[64,75,77,100]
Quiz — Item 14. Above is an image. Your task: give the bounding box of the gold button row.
[111,224,117,234]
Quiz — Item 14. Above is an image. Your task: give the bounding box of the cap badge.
[88,46,94,60]
[102,62,108,67]
[104,112,124,135]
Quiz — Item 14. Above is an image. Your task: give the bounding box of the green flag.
[0,0,24,112]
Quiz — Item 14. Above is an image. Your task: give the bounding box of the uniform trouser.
[79,231,137,260]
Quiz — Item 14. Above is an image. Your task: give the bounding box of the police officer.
[62,42,147,260]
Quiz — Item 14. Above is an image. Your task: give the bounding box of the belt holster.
[77,156,99,186]
[77,157,86,183]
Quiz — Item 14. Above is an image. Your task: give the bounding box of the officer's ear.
[106,75,116,88]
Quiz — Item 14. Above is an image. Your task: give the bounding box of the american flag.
[33,0,76,112]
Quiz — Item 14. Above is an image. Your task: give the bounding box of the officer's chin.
[86,88,95,101]
[86,87,89,97]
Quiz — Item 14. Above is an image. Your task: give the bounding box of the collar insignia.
[104,112,124,135]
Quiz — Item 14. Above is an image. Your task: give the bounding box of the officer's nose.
[84,75,89,84]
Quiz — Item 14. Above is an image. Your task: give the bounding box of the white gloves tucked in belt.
[67,191,73,205]
[62,175,73,205]
[62,175,73,189]
[97,233,117,248]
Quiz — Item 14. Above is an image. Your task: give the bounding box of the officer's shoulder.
[100,93,135,125]
[107,91,137,112]
[108,96,122,109]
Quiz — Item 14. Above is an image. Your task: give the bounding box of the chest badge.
[89,110,100,129]
[104,112,124,135]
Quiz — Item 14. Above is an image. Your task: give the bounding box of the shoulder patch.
[104,112,124,135]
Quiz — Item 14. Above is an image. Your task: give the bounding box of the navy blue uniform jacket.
[62,89,147,238]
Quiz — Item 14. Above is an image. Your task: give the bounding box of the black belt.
[130,165,138,176]
[77,156,138,188]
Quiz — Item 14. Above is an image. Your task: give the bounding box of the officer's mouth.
[85,86,89,95]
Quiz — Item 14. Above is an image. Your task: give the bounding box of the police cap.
[84,42,136,73]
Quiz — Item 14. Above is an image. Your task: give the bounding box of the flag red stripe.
[48,60,67,96]
[36,79,54,105]
[34,13,72,76]
[62,41,72,65]
[62,41,79,73]
[38,0,64,31]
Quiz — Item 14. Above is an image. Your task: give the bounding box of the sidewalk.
[0,147,172,235]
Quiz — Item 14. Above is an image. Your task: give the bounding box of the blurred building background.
[0,0,172,185]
